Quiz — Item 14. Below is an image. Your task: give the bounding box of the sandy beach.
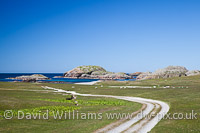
[74,80,101,85]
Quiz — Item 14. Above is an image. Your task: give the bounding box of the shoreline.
[0,80,101,85]
[74,80,101,85]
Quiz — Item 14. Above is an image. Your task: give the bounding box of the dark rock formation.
[66,94,77,100]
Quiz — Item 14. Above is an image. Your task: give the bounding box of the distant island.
[137,66,200,80]
[5,65,200,83]
[7,74,50,82]
[61,65,200,80]
[63,65,132,79]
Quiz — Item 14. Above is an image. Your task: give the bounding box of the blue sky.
[0,0,200,73]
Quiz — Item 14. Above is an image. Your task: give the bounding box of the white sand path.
[42,86,169,133]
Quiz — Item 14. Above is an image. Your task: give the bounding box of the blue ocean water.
[0,73,135,83]
[0,73,99,83]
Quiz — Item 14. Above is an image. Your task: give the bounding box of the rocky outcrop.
[7,74,49,82]
[153,66,188,78]
[102,72,130,79]
[186,70,200,76]
[136,72,152,80]
[129,72,142,76]
[137,66,188,80]
[64,65,106,77]
[64,65,131,79]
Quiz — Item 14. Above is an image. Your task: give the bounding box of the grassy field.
[0,82,141,133]
[0,75,200,132]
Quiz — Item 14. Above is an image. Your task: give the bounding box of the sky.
[0,0,200,73]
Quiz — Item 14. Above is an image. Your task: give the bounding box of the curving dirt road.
[42,86,169,133]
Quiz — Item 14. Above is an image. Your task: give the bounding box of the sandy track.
[42,86,169,133]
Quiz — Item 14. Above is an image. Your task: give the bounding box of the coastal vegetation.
[0,82,140,132]
[1,74,200,132]
[77,65,106,73]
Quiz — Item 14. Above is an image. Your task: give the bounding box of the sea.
[0,73,136,83]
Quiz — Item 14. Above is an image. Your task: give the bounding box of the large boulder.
[186,70,200,76]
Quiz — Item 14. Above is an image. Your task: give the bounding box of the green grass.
[1,75,200,132]
[37,98,130,106]
[0,105,81,118]
[0,82,141,133]
[99,75,200,132]
[42,75,200,132]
